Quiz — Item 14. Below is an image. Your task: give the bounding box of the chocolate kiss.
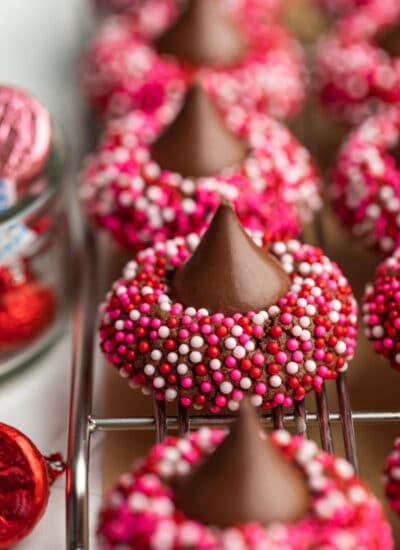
[174,399,310,527]
[151,85,247,178]
[155,0,246,66]
[170,202,291,314]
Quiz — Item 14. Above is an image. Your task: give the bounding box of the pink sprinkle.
[208,334,219,345]
[281,313,292,324]
[232,389,243,401]
[275,351,287,364]
[287,338,299,351]
[200,382,212,393]
[292,350,303,362]
[181,377,193,389]
[318,366,329,377]
[213,371,224,383]
[252,352,264,365]
[301,341,312,351]
[211,313,223,323]
[180,397,192,407]
[313,376,323,387]
[151,318,161,329]
[225,356,237,368]
[255,382,267,395]
[201,324,212,334]
[274,393,285,404]
[383,338,394,349]
[230,369,242,381]
[215,395,227,407]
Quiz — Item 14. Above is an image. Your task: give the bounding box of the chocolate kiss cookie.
[151,85,247,178]
[99,203,357,412]
[97,419,392,548]
[155,0,246,66]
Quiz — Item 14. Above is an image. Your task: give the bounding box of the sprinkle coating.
[99,233,357,412]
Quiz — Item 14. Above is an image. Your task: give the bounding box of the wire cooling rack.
[66,227,400,550]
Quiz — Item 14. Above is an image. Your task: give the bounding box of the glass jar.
[0,127,70,375]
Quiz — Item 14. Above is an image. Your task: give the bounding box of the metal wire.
[66,231,98,550]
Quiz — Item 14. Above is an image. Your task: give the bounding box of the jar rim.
[0,125,67,230]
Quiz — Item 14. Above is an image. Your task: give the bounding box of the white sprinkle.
[153,377,165,388]
[190,336,204,348]
[220,381,233,394]
[189,351,202,363]
[165,388,177,401]
[178,344,189,355]
[151,350,162,361]
[335,341,347,354]
[224,337,237,350]
[158,326,170,338]
[269,375,282,388]
[286,362,299,374]
[240,377,252,389]
[144,364,155,376]
[210,359,221,370]
[177,364,188,375]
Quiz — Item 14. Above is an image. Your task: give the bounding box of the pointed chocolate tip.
[155,0,246,66]
[171,202,291,314]
[175,398,310,527]
[151,85,247,178]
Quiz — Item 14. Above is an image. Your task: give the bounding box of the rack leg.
[294,400,308,438]
[272,406,284,430]
[336,373,359,473]
[66,232,98,550]
[154,397,167,443]
[178,402,190,436]
[315,387,334,453]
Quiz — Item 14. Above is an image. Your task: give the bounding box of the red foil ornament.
[0,262,56,352]
[0,423,64,548]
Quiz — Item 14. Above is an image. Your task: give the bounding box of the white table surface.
[0,1,104,548]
